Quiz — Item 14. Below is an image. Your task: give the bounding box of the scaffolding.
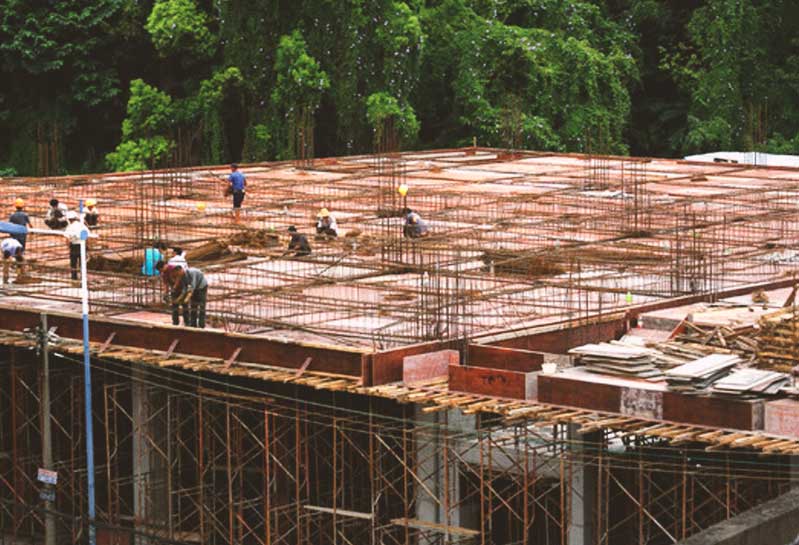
[1,346,793,545]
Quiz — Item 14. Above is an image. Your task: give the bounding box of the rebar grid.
[4,148,799,348]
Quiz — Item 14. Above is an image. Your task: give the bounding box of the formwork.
[2,147,799,545]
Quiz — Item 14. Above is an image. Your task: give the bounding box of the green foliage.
[366,92,419,143]
[121,79,174,139]
[146,0,215,59]
[426,0,635,152]
[272,30,330,114]
[6,0,799,176]
[106,136,174,172]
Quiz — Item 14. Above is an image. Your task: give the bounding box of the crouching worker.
[1,237,25,284]
[402,208,429,239]
[287,226,312,257]
[45,199,69,229]
[316,208,339,237]
[83,199,99,227]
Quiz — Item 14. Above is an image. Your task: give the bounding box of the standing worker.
[9,198,32,249]
[228,163,246,223]
[171,265,208,328]
[142,242,162,276]
[402,208,429,239]
[316,208,339,237]
[167,246,188,270]
[287,226,312,257]
[155,261,186,325]
[2,237,25,284]
[44,199,69,229]
[64,211,89,281]
[83,199,99,226]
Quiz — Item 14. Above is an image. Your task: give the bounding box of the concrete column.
[567,424,600,545]
[132,366,169,545]
[414,407,477,543]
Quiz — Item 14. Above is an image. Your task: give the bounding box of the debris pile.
[228,229,280,248]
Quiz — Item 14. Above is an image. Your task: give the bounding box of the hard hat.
[66,211,79,221]
[85,198,97,208]
[397,184,409,197]
[196,202,207,212]
[14,198,24,208]
[318,208,330,217]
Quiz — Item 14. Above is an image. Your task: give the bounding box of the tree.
[0,0,125,174]
[271,30,330,160]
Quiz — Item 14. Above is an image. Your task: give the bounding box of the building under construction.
[2,147,799,545]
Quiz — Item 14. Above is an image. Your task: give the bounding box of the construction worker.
[2,237,25,284]
[83,199,99,226]
[402,208,429,239]
[287,226,311,257]
[228,163,246,222]
[169,265,208,328]
[64,211,89,281]
[142,242,163,276]
[155,261,187,326]
[9,198,32,249]
[44,199,69,229]
[167,246,188,269]
[316,208,339,237]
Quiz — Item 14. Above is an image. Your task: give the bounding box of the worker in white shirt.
[44,199,69,229]
[316,208,339,237]
[64,211,89,281]
[2,237,25,284]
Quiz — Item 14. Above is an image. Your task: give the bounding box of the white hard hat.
[67,211,79,221]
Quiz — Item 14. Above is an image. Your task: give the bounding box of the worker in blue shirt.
[228,163,246,223]
[142,243,163,276]
[9,198,32,249]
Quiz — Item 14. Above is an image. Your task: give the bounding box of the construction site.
[4,145,799,545]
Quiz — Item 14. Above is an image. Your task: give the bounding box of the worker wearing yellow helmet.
[8,198,32,249]
[315,207,339,237]
[83,198,99,227]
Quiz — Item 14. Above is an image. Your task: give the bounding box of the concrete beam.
[0,304,367,377]
[679,488,799,545]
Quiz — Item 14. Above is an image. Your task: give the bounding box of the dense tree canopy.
[2,0,799,175]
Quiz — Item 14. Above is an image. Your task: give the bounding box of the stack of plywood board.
[569,341,662,379]
[665,354,740,392]
[711,368,791,398]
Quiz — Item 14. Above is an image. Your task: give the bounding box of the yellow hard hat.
[318,208,330,217]
[397,184,409,197]
[85,198,97,208]
[196,202,207,212]
[14,198,24,208]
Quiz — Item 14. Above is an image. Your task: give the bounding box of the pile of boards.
[569,341,662,379]
[711,368,792,398]
[664,354,741,393]
[757,308,799,372]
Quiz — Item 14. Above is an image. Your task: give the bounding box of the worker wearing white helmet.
[315,208,339,237]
